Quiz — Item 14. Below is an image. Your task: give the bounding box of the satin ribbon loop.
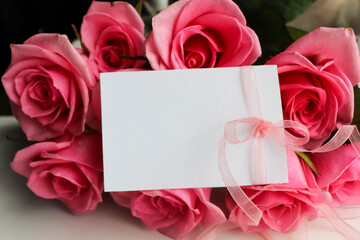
[218,134,263,226]
[224,117,273,144]
[283,124,360,155]
[266,120,310,151]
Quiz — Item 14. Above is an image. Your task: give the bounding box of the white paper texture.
[101,66,288,192]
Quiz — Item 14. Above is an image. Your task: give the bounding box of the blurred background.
[0,0,359,115]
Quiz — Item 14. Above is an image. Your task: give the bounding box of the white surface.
[101,66,287,192]
[1,116,360,239]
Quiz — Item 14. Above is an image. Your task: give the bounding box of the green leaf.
[234,0,314,22]
[232,1,315,63]
[143,0,158,17]
[244,5,293,63]
[143,15,153,36]
[271,0,315,22]
[135,0,143,15]
[287,26,308,41]
[352,85,360,129]
[296,152,321,176]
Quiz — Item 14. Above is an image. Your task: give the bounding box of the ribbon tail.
[333,206,360,220]
[219,136,262,226]
[317,204,360,240]
[311,125,354,153]
[297,217,309,240]
[253,138,267,184]
[349,125,360,157]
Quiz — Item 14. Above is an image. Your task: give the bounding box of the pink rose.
[86,81,101,132]
[111,188,226,239]
[146,0,261,69]
[267,28,359,149]
[226,151,318,233]
[310,145,360,207]
[1,34,93,141]
[11,132,103,215]
[81,1,146,80]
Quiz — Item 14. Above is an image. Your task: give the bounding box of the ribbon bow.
[219,66,360,226]
[219,117,310,225]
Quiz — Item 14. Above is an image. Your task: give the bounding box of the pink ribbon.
[317,204,360,240]
[219,66,360,226]
[219,118,311,225]
[330,205,360,220]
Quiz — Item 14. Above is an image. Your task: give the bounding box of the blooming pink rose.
[146,0,261,69]
[86,81,101,132]
[1,34,93,141]
[226,151,318,233]
[111,188,226,239]
[81,1,146,80]
[267,28,359,149]
[11,132,103,215]
[310,144,360,207]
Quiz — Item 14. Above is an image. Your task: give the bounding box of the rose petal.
[191,14,253,66]
[85,1,144,36]
[285,27,360,86]
[164,189,198,210]
[170,25,219,68]
[20,81,60,119]
[23,34,94,88]
[241,26,262,65]
[149,0,190,67]
[159,209,197,240]
[48,164,88,188]
[11,141,71,177]
[262,199,302,232]
[110,192,134,208]
[27,167,58,199]
[311,145,358,189]
[47,67,71,107]
[200,201,227,227]
[53,132,102,170]
[173,0,246,32]
[64,187,100,215]
[52,177,80,200]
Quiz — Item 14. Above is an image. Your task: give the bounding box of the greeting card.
[101,65,288,191]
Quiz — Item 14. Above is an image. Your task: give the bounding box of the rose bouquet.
[2,0,360,239]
